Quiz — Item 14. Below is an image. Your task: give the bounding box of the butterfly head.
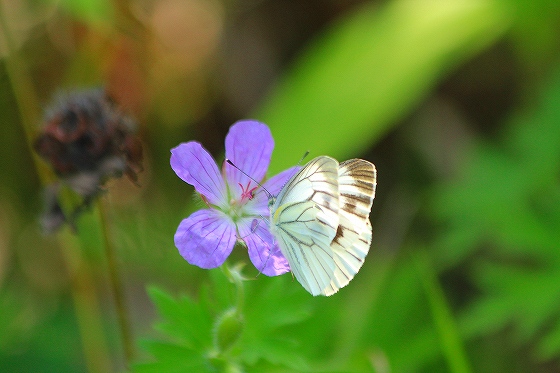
[267,196,276,207]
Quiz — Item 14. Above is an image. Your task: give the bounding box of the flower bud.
[213,307,243,353]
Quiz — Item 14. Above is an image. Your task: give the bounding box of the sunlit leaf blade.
[256,0,512,172]
[414,250,472,373]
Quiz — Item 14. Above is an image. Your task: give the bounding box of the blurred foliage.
[257,0,512,172]
[2,0,560,372]
[433,68,560,361]
[56,0,114,24]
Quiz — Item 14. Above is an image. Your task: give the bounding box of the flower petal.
[262,165,301,196]
[238,218,290,276]
[224,120,274,198]
[245,166,301,216]
[171,142,227,206]
[174,209,237,269]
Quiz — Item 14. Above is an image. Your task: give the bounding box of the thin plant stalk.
[60,231,114,373]
[97,198,135,365]
[0,5,112,372]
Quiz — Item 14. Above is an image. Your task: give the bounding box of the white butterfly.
[268,156,376,296]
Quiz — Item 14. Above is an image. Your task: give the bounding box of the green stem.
[414,249,472,373]
[98,198,135,366]
[0,2,47,181]
[221,263,245,312]
[0,5,113,372]
[61,232,113,373]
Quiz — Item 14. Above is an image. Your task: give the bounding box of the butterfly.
[268,156,376,296]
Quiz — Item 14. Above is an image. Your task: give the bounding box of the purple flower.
[170,120,298,275]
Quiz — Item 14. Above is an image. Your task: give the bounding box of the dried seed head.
[35,88,143,232]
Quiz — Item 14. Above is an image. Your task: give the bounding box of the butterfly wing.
[324,158,376,296]
[270,156,340,296]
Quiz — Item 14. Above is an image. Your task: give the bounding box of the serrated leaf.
[239,276,314,370]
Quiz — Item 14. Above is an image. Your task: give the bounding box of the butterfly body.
[269,156,376,296]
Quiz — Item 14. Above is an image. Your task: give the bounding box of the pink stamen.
[239,182,258,201]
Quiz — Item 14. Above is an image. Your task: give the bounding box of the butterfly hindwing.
[325,159,376,295]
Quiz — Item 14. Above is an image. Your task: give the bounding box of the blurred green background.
[1,0,560,372]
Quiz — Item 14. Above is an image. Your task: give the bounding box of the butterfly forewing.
[325,159,376,296]
[273,156,340,231]
[270,156,341,296]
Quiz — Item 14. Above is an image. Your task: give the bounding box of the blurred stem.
[0,6,112,372]
[60,232,113,373]
[97,198,135,365]
[0,2,50,183]
[413,249,472,373]
[111,0,149,41]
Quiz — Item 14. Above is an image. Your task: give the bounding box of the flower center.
[225,181,259,223]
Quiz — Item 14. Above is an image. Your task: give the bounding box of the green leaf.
[431,67,560,266]
[414,250,472,373]
[239,275,314,371]
[56,0,114,25]
[146,286,213,350]
[357,254,441,372]
[134,283,229,372]
[255,0,512,173]
[134,341,211,373]
[537,317,560,360]
[432,67,560,362]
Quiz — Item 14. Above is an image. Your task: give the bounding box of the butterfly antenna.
[233,218,272,278]
[257,243,274,279]
[298,150,310,166]
[269,151,310,201]
[225,158,272,199]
